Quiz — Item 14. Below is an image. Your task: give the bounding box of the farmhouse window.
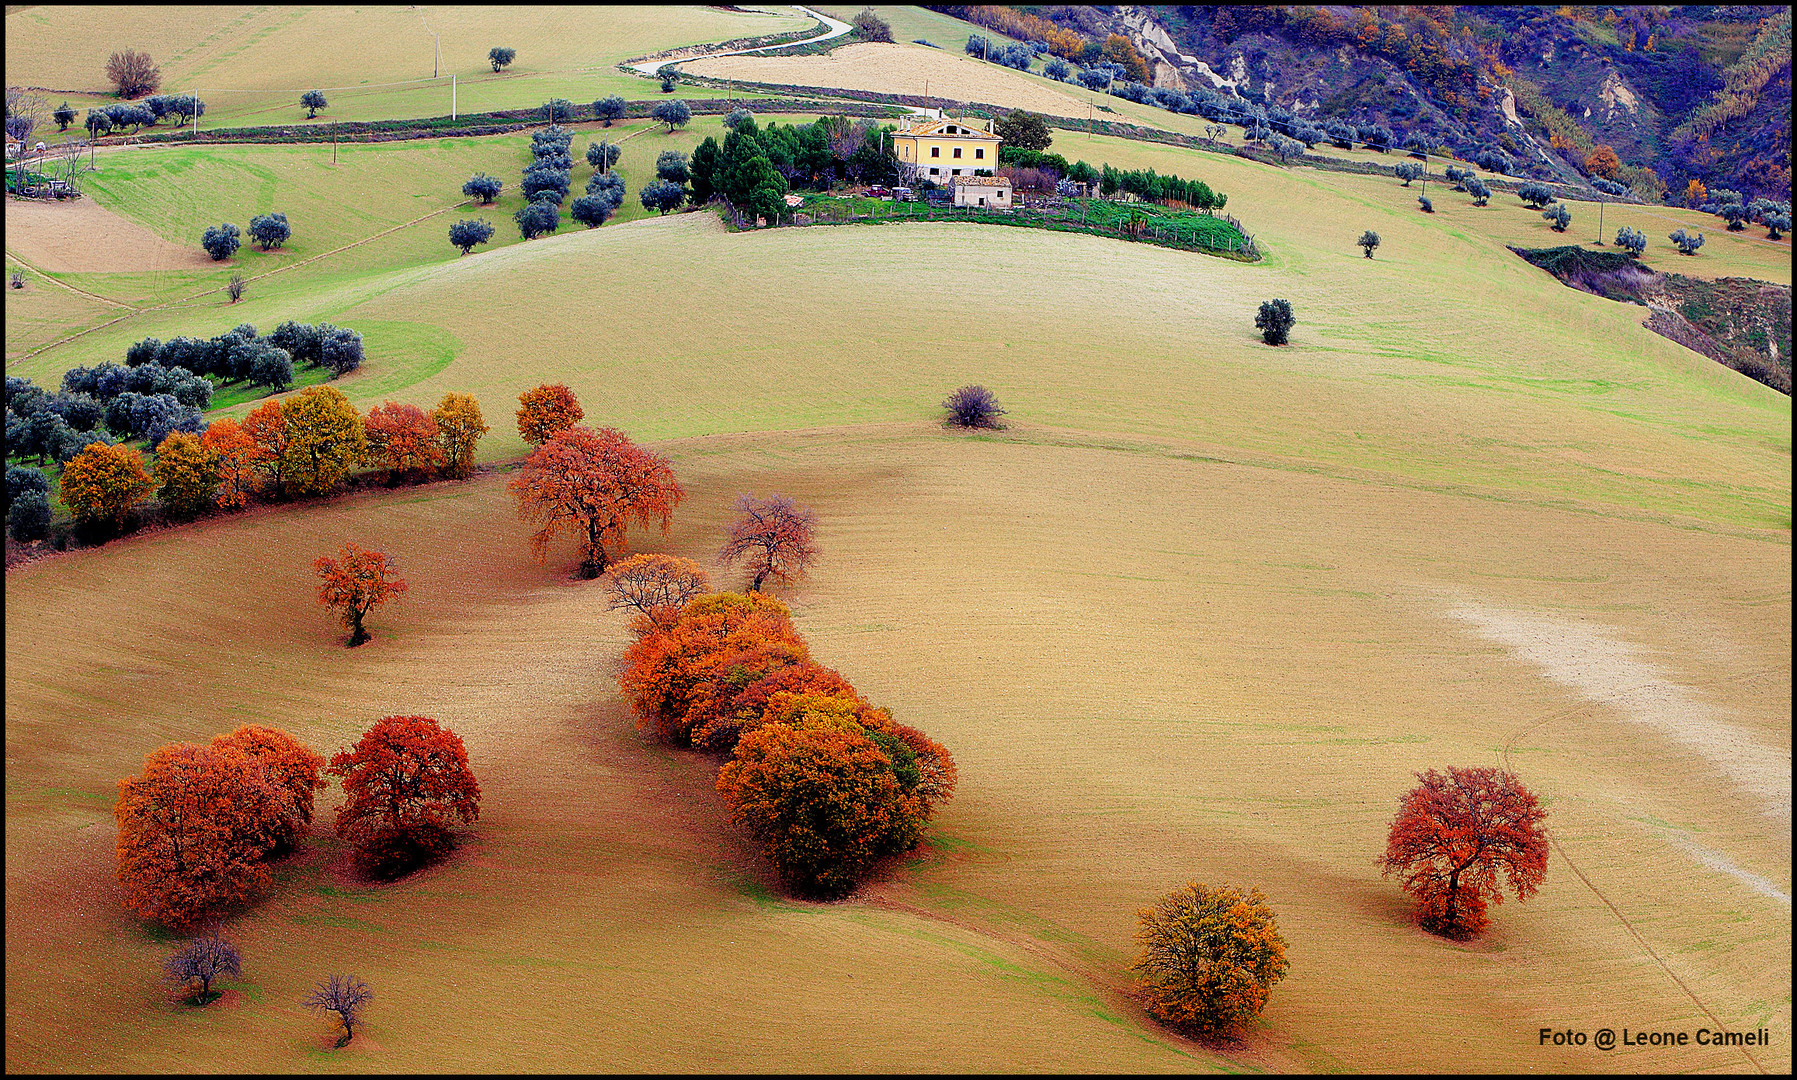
[929,167,939,175]
[975,148,984,159]
[931,146,940,158]
[953,147,962,159]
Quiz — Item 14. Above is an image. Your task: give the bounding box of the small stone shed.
[951,175,1013,209]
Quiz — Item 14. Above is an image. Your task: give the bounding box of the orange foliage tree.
[1584,144,1621,179]
[509,425,684,578]
[201,417,271,509]
[60,442,155,529]
[363,401,446,483]
[602,552,711,633]
[1131,882,1289,1034]
[719,492,819,592]
[314,542,408,647]
[209,725,327,852]
[691,659,860,752]
[1377,766,1548,938]
[431,391,488,479]
[115,742,282,929]
[241,399,291,495]
[153,431,222,520]
[328,715,481,877]
[715,697,936,897]
[618,591,807,746]
[515,383,584,446]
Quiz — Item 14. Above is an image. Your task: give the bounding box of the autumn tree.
[509,425,684,578]
[304,974,372,1048]
[209,725,327,852]
[240,399,290,495]
[691,660,861,752]
[514,383,584,446]
[1131,882,1290,1034]
[60,441,154,530]
[280,385,365,496]
[153,431,221,520]
[1583,144,1620,179]
[314,542,407,647]
[201,417,270,509]
[164,933,244,1006]
[602,552,711,632]
[115,742,281,929]
[431,392,488,479]
[716,698,937,897]
[1377,766,1548,938]
[618,591,807,746]
[106,49,162,98]
[329,715,480,877]
[719,492,818,592]
[363,401,445,483]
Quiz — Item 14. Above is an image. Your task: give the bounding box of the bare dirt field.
[5,423,1788,1072]
[5,195,214,274]
[686,41,1095,117]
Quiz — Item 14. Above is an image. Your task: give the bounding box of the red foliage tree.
[515,383,584,446]
[115,742,282,929]
[328,715,481,877]
[209,725,327,852]
[618,592,808,746]
[1377,766,1549,937]
[241,399,290,495]
[509,425,684,578]
[601,552,711,633]
[363,400,446,483]
[718,492,819,592]
[314,542,408,647]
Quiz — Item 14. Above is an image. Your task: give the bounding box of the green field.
[5,7,1790,1074]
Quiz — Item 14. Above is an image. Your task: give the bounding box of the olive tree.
[1516,182,1556,209]
[300,91,326,118]
[1543,204,1571,231]
[515,200,559,239]
[593,96,626,127]
[570,195,613,229]
[1255,299,1295,346]
[248,212,290,251]
[651,99,691,132]
[1394,162,1423,186]
[463,173,502,204]
[201,223,241,261]
[1357,230,1380,258]
[1614,226,1647,256]
[639,179,686,215]
[489,47,516,72]
[448,218,495,254]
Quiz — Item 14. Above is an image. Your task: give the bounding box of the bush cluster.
[619,592,957,898]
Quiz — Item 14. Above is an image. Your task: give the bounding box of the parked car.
[893,187,916,202]
[867,185,889,198]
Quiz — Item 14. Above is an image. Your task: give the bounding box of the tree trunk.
[1444,868,1460,931]
[347,608,368,647]
[750,570,766,592]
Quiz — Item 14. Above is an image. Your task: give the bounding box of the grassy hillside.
[4,15,1790,1073]
[2,5,813,128]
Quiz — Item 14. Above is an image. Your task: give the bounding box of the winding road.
[625,6,852,76]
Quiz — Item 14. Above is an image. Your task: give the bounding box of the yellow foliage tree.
[431,392,488,479]
[154,432,222,519]
[279,386,365,496]
[1132,882,1290,1034]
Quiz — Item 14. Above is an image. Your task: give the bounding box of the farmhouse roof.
[893,117,1001,141]
[951,175,1011,188]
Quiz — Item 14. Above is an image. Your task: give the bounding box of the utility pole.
[193,93,199,140]
[452,74,456,120]
[1595,195,1605,244]
[433,31,441,78]
[332,121,337,165]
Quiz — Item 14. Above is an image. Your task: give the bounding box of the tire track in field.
[14,198,475,362]
[1499,666,1784,1075]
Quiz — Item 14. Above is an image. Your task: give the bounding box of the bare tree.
[304,974,373,1047]
[719,493,819,592]
[602,553,710,631]
[6,91,47,194]
[226,273,247,303]
[105,50,163,98]
[163,933,243,1006]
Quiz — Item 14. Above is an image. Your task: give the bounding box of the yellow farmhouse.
[891,115,1002,183]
